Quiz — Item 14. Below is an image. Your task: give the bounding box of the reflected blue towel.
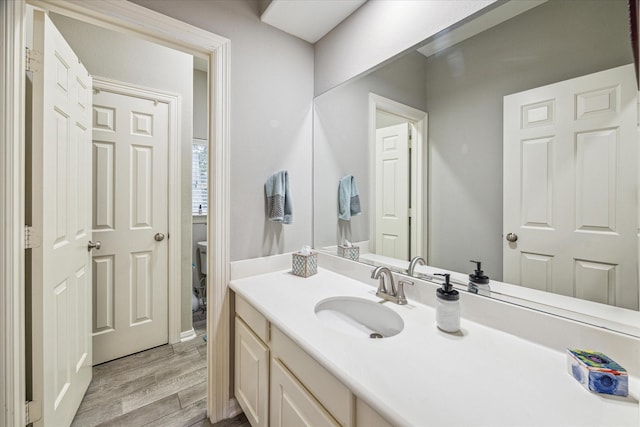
[338,175,362,220]
[265,170,292,224]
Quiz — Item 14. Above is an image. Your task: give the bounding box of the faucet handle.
[396,280,414,305]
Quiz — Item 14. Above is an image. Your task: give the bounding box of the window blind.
[192,138,208,214]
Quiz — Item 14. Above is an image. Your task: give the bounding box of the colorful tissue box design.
[567,349,628,397]
[338,245,359,261]
[292,252,317,277]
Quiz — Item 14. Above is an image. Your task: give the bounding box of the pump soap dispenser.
[435,273,460,333]
[468,260,490,296]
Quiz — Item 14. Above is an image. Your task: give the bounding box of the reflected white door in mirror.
[504,64,638,310]
[374,122,410,259]
[369,94,427,261]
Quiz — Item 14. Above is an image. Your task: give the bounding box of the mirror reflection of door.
[375,121,410,260]
[374,110,422,261]
[503,64,638,310]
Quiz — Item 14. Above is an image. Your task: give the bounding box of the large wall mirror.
[313,0,640,336]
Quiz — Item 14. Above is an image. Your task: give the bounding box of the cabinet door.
[235,317,269,427]
[271,358,340,427]
[356,398,393,427]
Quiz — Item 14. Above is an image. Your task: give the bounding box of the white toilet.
[197,241,207,275]
[195,241,207,312]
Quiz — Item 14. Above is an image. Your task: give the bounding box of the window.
[192,138,208,214]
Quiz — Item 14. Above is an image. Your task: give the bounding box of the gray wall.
[132,0,315,262]
[425,0,633,278]
[193,69,208,141]
[314,51,428,248]
[50,13,195,333]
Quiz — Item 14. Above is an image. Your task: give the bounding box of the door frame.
[1,1,233,425]
[92,76,181,349]
[368,93,428,260]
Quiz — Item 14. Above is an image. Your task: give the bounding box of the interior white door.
[30,10,93,426]
[503,64,638,309]
[375,123,410,260]
[92,86,169,364]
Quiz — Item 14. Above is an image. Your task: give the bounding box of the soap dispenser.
[468,260,490,296]
[434,273,460,333]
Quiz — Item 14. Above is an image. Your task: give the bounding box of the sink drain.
[369,332,384,339]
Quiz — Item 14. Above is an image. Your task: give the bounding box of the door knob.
[88,240,102,251]
[154,233,165,242]
[505,233,518,242]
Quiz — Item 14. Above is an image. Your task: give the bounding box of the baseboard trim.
[180,328,197,342]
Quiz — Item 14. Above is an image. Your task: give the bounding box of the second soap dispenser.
[434,273,460,333]
[468,260,490,296]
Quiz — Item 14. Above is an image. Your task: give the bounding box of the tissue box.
[292,252,317,277]
[567,349,628,397]
[338,245,359,261]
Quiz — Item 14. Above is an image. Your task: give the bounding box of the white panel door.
[92,87,169,364]
[30,11,93,426]
[235,317,269,427]
[504,64,637,309]
[375,123,410,260]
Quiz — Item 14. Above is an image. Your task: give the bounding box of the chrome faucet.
[371,266,413,305]
[407,256,426,276]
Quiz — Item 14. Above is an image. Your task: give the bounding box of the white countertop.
[230,268,639,427]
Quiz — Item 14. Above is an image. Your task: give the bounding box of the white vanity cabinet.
[234,294,393,427]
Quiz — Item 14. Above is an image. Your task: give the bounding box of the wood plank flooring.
[72,312,249,427]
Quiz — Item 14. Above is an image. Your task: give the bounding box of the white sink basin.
[314,297,404,338]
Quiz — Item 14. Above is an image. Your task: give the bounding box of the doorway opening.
[24,7,214,424]
[2,1,235,425]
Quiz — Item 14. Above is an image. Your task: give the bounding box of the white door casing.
[5,1,232,424]
[91,81,170,365]
[375,123,410,260]
[504,64,638,310]
[30,10,92,426]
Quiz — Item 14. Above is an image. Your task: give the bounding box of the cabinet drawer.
[236,294,269,343]
[271,327,353,427]
[271,357,339,427]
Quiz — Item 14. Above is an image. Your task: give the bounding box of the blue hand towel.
[265,170,293,224]
[338,175,362,220]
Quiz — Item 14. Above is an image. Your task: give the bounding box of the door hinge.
[25,48,41,73]
[24,225,41,249]
[408,208,413,218]
[25,400,42,425]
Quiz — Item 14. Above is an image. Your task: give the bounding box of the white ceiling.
[261,0,367,44]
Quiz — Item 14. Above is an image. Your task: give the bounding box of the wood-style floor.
[71,311,249,427]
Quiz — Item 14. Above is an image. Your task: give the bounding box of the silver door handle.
[88,240,101,251]
[505,233,518,242]
[154,233,165,242]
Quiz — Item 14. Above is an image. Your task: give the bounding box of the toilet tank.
[197,241,207,275]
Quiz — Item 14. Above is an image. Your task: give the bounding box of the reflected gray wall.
[314,51,427,248]
[314,0,633,281]
[314,0,494,95]
[426,0,632,278]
